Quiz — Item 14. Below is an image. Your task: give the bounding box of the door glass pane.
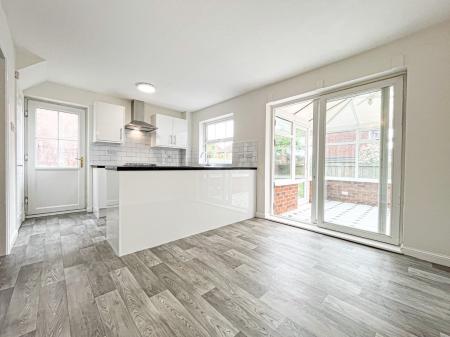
[35,108,80,169]
[59,140,79,168]
[59,112,79,140]
[295,128,306,178]
[324,89,386,233]
[358,141,380,179]
[36,109,58,138]
[384,86,395,235]
[274,117,292,179]
[36,139,58,167]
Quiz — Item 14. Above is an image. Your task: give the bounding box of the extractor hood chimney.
[125,100,157,132]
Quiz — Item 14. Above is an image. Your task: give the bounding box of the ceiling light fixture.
[136,82,156,94]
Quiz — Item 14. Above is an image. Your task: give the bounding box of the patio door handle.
[76,156,84,168]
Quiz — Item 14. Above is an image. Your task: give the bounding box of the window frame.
[199,113,234,165]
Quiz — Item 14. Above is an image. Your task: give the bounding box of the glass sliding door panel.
[323,87,394,235]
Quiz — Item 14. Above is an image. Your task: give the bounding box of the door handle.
[76,156,84,168]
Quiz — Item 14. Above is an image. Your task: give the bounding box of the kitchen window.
[199,114,234,165]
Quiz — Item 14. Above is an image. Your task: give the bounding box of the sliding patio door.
[317,76,403,244]
[270,75,403,245]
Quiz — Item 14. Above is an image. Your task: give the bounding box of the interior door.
[317,77,403,244]
[26,99,86,215]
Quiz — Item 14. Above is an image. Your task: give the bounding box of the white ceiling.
[3,0,450,112]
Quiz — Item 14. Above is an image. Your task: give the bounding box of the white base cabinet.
[151,114,187,149]
[92,167,119,218]
[106,169,256,256]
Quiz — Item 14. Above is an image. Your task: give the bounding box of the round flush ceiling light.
[136,82,156,94]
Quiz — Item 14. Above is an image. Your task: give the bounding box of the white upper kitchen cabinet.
[93,101,125,143]
[151,114,187,149]
[172,117,188,148]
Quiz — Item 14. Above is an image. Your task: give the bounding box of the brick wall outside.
[274,179,392,215]
[274,184,298,214]
[326,180,392,206]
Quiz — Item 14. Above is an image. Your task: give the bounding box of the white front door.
[26,99,86,216]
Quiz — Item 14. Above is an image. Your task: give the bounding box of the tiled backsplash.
[90,131,258,167]
[232,140,258,167]
[189,140,258,167]
[90,129,184,166]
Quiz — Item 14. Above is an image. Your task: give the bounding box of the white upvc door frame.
[316,75,404,245]
[25,98,87,216]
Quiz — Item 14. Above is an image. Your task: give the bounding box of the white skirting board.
[255,214,450,267]
[402,246,450,267]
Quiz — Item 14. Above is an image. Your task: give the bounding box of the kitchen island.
[105,165,257,256]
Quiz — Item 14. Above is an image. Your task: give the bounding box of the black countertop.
[105,165,257,171]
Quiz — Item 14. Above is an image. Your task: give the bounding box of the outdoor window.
[274,116,310,181]
[200,115,234,164]
[35,108,79,168]
[274,117,292,178]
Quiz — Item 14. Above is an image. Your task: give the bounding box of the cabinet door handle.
[120,128,123,141]
[169,135,172,145]
[174,135,176,144]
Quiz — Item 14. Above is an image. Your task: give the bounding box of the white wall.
[24,81,183,122]
[24,81,183,212]
[191,19,450,265]
[0,1,17,255]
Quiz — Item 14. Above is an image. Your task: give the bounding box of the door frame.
[265,71,405,247]
[316,76,404,245]
[24,97,88,217]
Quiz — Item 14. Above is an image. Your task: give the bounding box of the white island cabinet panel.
[106,169,256,256]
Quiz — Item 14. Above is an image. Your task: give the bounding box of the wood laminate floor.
[0,213,449,337]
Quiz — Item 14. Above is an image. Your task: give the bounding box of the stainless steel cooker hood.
[125,100,157,132]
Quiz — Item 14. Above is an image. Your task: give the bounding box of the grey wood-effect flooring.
[0,213,449,337]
